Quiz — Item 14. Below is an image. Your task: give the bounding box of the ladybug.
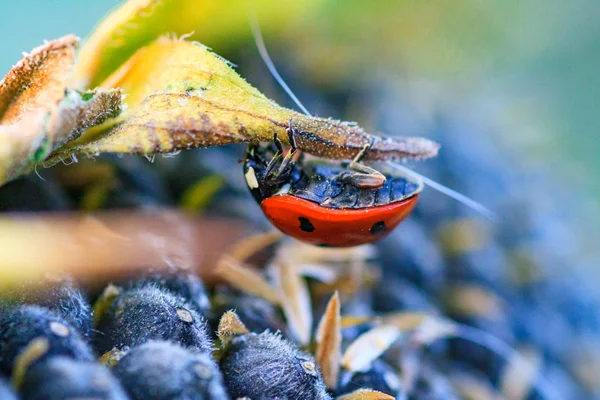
[243,136,423,247]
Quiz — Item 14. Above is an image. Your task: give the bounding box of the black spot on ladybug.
[370,221,387,235]
[298,217,315,232]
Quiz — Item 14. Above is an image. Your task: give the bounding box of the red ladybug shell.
[261,193,419,247]
[243,142,423,248]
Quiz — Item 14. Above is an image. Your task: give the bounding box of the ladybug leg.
[264,133,285,177]
[270,119,300,180]
[338,140,386,189]
[278,119,299,170]
[286,119,298,152]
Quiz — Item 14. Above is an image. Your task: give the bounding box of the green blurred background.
[0,0,598,210]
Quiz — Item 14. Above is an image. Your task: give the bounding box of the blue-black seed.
[335,360,404,398]
[128,272,211,318]
[94,285,212,354]
[372,277,436,313]
[220,332,331,400]
[0,305,93,376]
[15,276,92,338]
[113,341,227,400]
[409,365,459,400]
[20,357,129,400]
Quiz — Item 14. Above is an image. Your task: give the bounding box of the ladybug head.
[243,142,300,204]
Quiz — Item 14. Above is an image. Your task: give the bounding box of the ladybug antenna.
[385,161,497,221]
[249,14,313,118]
[249,14,497,221]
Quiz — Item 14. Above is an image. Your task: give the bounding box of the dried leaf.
[315,292,341,389]
[215,255,280,304]
[0,35,123,185]
[44,88,122,153]
[62,37,287,155]
[0,35,75,183]
[59,37,438,164]
[217,310,250,344]
[73,0,320,89]
[275,261,313,345]
[341,325,401,372]
[336,388,395,400]
[0,35,76,124]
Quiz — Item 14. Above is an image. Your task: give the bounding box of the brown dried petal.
[341,325,401,372]
[217,310,250,344]
[215,255,280,304]
[315,292,341,389]
[275,261,313,346]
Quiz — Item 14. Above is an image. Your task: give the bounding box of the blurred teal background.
[0,0,598,205]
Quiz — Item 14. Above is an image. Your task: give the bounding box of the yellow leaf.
[73,0,323,89]
[0,35,122,185]
[62,38,438,164]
